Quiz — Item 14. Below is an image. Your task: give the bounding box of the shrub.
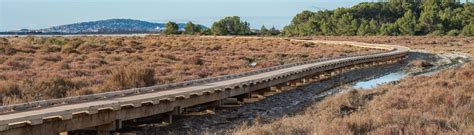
[1,77,76,104]
[67,38,85,48]
[4,56,32,69]
[46,38,67,46]
[42,54,63,62]
[302,42,316,47]
[108,38,124,46]
[0,46,16,55]
[446,30,460,36]
[0,81,21,104]
[39,45,61,53]
[57,62,71,69]
[428,30,445,36]
[0,38,9,45]
[183,57,204,65]
[36,77,76,98]
[15,43,37,54]
[409,59,433,67]
[0,56,7,64]
[61,44,80,54]
[77,42,99,53]
[107,65,156,90]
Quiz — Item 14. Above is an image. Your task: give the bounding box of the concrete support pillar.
[163,106,182,124]
[305,77,315,82]
[95,120,121,135]
[167,114,173,124]
[343,67,350,72]
[171,106,182,115]
[270,86,281,93]
[274,83,287,91]
[311,75,319,81]
[250,93,265,99]
[162,113,173,124]
[319,74,327,78]
[200,99,220,112]
[352,65,359,70]
[222,98,240,105]
[289,80,297,86]
[254,87,274,96]
[256,87,271,94]
[235,93,251,102]
[206,105,216,112]
[334,68,342,74]
[211,100,222,107]
[290,79,303,86]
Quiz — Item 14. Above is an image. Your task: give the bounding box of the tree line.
[162,16,280,36]
[283,0,473,36]
[163,0,473,36]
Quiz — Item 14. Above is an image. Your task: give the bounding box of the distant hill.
[3,19,205,34]
[41,19,193,34]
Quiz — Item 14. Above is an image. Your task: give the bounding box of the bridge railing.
[0,42,397,113]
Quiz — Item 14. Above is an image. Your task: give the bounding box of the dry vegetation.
[231,36,474,134]
[305,36,474,54]
[0,36,379,105]
[232,62,473,134]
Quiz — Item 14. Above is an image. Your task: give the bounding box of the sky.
[0,0,369,31]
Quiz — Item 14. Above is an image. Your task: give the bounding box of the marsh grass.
[230,36,474,135]
[0,35,378,105]
[106,65,156,90]
[232,63,474,134]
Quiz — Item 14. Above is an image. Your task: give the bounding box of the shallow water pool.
[353,71,407,89]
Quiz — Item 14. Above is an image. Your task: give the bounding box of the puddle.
[352,54,470,90]
[353,71,407,89]
[352,57,469,89]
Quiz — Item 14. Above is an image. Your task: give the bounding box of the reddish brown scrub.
[231,36,474,134]
[0,36,378,105]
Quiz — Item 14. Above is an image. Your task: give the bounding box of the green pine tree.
[211,16,251,35]
[163,21,180,34]
[269,26,281,35]
[260,25,269,35]
[336,13,358,35]
[462,22,474,36]
[357,20,370,36]
[367,19,378,35]
[184,21,201,35]
[396,10,419,35]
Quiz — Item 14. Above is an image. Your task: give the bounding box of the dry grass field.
[232,63,473,134]
[231,36,474,134]
[307,36,474,54]
[0,36,379,105]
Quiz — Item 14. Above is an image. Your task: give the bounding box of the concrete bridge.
[0,38,409,135]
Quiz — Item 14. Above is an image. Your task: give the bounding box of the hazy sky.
[1,0,368,31]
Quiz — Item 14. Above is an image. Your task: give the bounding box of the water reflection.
[353,71,406,89]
